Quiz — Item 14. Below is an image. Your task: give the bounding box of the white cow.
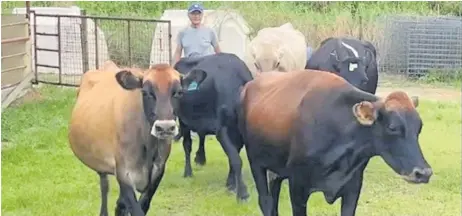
[245,23,307,78]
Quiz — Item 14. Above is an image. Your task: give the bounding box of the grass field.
[1,84,460,216]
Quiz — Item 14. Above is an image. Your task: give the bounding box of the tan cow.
[69,63,187,216]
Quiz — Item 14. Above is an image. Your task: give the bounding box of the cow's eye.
[173,90,183,98]
[387,124,402,136]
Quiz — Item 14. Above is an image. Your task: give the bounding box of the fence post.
[94,18,99,69]
[127,20,132,67]
[168,21,172,65]
[358,14,363,40]
[32,10,38,84]
[80,9,89,74]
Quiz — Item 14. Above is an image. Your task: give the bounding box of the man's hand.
[214,45,221,54]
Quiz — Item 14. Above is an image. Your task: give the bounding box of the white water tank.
[150,9,251,65]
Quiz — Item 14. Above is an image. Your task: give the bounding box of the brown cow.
[68,64,190,216]
[236,69,432,216]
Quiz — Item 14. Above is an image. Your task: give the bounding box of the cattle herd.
[67,22,433,216]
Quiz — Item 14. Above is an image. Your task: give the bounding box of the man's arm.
[173,44,183,66]
[210,29,221,53]
[172,31,184,65]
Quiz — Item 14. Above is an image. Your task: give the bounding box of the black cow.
[237,70,432,216]
[306,37,379,94]
[174,53,253,201]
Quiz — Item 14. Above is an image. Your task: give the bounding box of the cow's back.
[247,24,307,75]
[241,70,349,142]
[77,69,116,97]
[69,73,142,174]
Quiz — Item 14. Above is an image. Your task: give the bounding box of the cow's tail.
[218,85,247,129]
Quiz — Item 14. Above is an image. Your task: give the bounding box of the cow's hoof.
[183,171,193,178]
[194,156,206,166]
[237,194,250,203]
[226,184,237,193]
[237,186,250,202]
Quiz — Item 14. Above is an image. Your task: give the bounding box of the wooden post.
[80,9,89,74]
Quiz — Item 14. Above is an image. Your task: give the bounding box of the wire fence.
[375,15,462,78]
[22,8,462,86]
[30,12,171,86]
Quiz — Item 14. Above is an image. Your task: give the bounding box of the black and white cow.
[306,37,379,94]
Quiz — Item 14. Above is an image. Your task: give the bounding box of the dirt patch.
[375,75,460,102]
[377,86,460,102]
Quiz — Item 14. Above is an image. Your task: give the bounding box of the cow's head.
[352,91,432,184]
[331,39,369,91]
[115,64,184,139]
[252,42,285,73]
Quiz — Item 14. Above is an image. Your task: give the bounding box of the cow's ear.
[411,96,419,108]
[182,69,207,91]
[277,46,284,60]
[179,73,185,86]
[352,101,378,126]
[250,42,258,57]
[115,70,143,90]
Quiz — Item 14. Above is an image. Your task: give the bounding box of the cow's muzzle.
[151,120,178,139]
[401,167,433,184]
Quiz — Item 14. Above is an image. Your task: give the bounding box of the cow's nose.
[411,167,433,183]
[151,120,177,138]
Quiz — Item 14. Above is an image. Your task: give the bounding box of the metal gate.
[29,11,172,87]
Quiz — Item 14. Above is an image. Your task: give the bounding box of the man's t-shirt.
[177,26,219,58]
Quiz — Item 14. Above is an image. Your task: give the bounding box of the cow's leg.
[117,182,144,216]
[174,119,184,141]
[182,128,193,178]
[340,172,364,216]
[288,173,310,216]
[225,163,236,191]
[269,175,284,216]
[248,161,272,215]
[216,126,249,202]
[98,172,109,216]
[115,193,128,216]
[224,128,245,192]
[194,133,207,166]
[139,168,166,214]
[115,167,144,216]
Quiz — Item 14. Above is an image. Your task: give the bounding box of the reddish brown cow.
[237,69,432,216]
[68,64,184,216]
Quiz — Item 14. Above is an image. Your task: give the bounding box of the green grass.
[1,85,460,216]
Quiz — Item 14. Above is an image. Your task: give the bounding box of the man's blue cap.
[188,3,204,13]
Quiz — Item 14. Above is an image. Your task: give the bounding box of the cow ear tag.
[187,81,199,91]
[349,63,358,72]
